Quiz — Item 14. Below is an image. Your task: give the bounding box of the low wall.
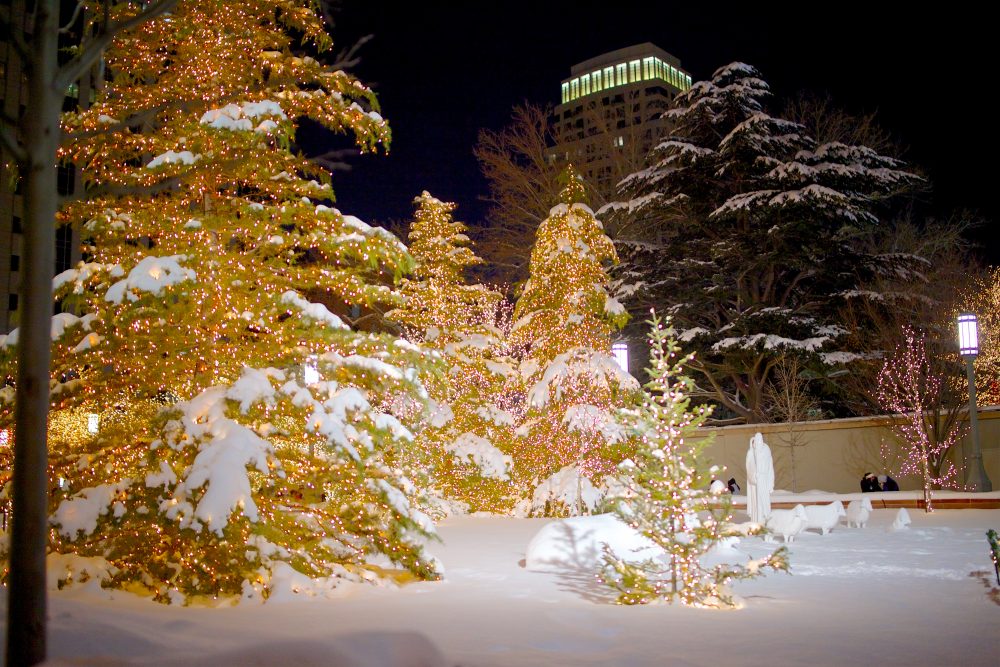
[699,406,1000,494]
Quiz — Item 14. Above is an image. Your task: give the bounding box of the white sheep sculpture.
[764,504,809,543]
[846,497,873,528]
[803,500,846,535]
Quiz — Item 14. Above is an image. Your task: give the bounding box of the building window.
[643,57,654,80]
[592,69,602,91]
[670,66,679,88]
[604,66,614,88]
[12,217,22,234]
[570,78,579,100]
[10,255,19,272]
[8,294,17,312]
[581,73,590,96]
[561,82,569,104]
[629,60,640,83]
[612,343,629,373]
[616,63,627,86]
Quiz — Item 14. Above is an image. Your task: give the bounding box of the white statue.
[746,432,774,524]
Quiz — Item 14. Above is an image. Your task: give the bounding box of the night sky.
[312,2,996,263]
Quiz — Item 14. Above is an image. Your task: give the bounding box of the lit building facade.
[1,0,86,333]
[550,43,692,199]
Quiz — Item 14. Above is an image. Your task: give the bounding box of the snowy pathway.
[3,509,999,666]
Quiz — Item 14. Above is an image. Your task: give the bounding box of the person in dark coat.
[860,472,881,492]
[727,478,741,494]
[879,474,899,491]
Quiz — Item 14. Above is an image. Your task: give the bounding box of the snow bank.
[525,513,662,572]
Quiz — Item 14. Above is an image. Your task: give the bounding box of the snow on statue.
[746,432,774,523]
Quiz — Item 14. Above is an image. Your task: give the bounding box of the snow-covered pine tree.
[604,63,920,423]
[601,313,788,607]
[388,193,519,513]
[0,0,442,601]
[511,167,638,513]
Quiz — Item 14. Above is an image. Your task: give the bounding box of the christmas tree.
[0,0,441,601]
[601,313,788,607]
[511,167,637,512]
[388,193,518,513]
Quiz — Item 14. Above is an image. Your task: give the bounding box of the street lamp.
[957,313,992,491]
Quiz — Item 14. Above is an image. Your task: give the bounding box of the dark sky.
[313,2,996,263]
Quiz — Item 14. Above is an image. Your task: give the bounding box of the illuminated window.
[616,63,627,86]
[604,66,614,88]
[612,343,629,373]
[670,66,678,87]
[570,78,579,100]
[613,135,624,147]
[629,60,640,83]
[592,69,602,91]
[643,57,653,80]
[581,73,591,96]
[685,73,692,89]
[561,82,569,104]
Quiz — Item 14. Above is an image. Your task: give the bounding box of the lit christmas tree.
[511,167,637,511]
[0,0,442,601]
[876,326,965,512]
[601,313,788,607]
[388,193,518,513]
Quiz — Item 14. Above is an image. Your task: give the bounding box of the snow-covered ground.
[3,504,999,666]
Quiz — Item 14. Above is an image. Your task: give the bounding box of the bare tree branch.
[58,0,86,34]
[56,0,179,91]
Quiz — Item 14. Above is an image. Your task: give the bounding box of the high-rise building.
[549,43,692,200]
[1,0,87,333]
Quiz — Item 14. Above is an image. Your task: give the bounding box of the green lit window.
[643,57,653,80]
[685,73,692,89]
[629,60,640,83]
[670,66,678,87]
[616,63,627,86]
[561,82,569,104]
[570,78,580,100]
[581,73,591,96]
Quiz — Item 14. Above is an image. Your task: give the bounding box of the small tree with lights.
[0,0,443,601]
[510,167,638,512]
[601,313,788,607]
[388,192,519,513]
[876,326,966,511]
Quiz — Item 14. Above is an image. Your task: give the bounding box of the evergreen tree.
[606,63,920,423]
[0,0,441,601]
[511,167,637,508]
[601,313,788,607]
[388,193,518,513]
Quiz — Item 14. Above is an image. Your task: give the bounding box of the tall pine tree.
[388,193,518,513]
[0,0,441,601]
[606,63,920,423]
[511,168,637,510]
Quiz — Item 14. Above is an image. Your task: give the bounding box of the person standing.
[746,432,774,523]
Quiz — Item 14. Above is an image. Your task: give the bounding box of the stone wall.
[699,406,1000,494]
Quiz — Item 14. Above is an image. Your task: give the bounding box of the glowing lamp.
[957,313,979,357]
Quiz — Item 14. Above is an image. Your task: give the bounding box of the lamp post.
[958,313,992,491]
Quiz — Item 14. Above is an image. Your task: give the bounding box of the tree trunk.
[7,1,60,664]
